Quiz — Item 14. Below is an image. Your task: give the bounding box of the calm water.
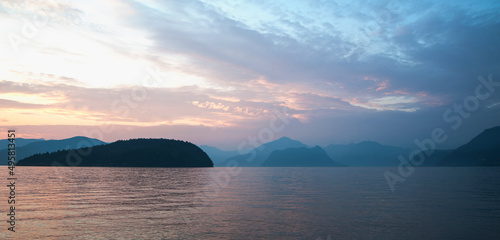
[3,167,500,239]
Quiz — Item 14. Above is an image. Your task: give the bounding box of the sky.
[0,0,499,150]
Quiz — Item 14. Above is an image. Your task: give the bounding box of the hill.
[262,146,344,167]
[17,138,213,167]
[221,137,308,167]
[436,126,500,166]
[323,141,410,167]
[0,136,106,165]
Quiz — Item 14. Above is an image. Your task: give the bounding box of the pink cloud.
[375,80,389,91]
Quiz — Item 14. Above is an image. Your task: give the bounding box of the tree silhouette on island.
[17,138,213,167]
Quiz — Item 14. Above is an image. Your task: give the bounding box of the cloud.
[1,0,500,148]
[0,98,45,109]
[0,80,300,127]
[125,0,500,110]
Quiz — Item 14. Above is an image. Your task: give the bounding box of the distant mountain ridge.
[323,141,411,167]
[262,146,343,167]
[207,127,500,167]
[198,145,238,166]
[220,137,308,167]
[208,137,444,167]
[0,136,106,165]
[0,138,45,150]
[17,138,213,167]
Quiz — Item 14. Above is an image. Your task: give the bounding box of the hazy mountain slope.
[199,145,238,166]
[0,138,45,150]
[262,146,344,167]
[0,136,106,165]
[437,126,500,166]
[415,149,454,166]
[221,137,308,167]
[324,141,410,167]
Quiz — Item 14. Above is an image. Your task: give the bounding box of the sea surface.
[3,167,500,239]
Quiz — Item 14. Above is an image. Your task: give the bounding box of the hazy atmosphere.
[1,0,500,149]
[3,1,500,239]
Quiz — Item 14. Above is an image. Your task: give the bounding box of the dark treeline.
[18,138,213,167]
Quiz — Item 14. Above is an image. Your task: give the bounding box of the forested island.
[17,138,213,167]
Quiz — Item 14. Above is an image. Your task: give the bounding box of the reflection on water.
[3,167,500,239]
[11,167,211,239]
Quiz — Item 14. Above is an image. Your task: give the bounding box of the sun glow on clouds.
[0,108,98,126]
[0,93,64,105]
[1,0,207,89]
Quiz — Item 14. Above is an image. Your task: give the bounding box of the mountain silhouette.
[18,138,213,167]
[0,138,45,150]
[221,137,308,167]
[262,146,344,167]
[416,149,454,166]
[323,141,410,167]
[0,136,106,165]
[436,126,500,166]
[198,145,238,166]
